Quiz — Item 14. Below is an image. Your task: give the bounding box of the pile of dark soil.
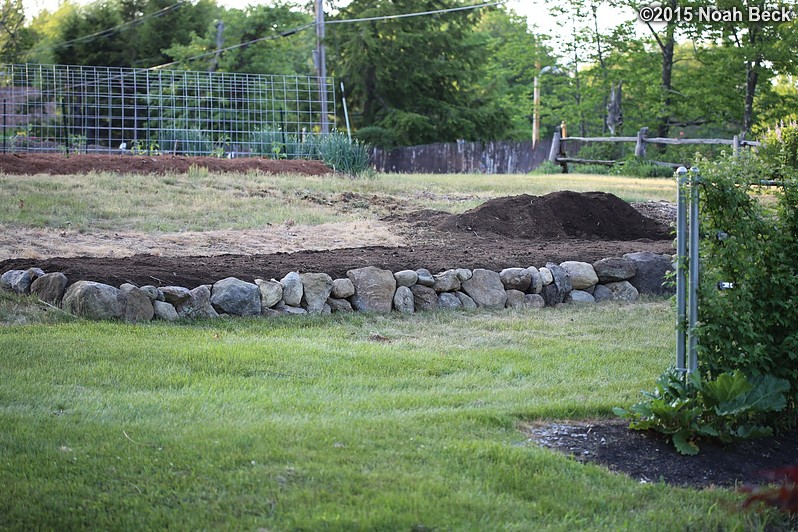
[438,191,672,241]
[0,153,330,176]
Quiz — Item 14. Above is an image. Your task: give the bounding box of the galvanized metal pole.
[675,166,688,372]
[687,166,700,373]
[341,82,351,143]
[315,0,330,134]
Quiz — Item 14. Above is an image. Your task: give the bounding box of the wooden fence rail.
[549,126,761,173]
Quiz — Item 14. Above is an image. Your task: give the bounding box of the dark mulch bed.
[524,418,798,489]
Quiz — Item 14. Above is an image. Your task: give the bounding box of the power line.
[29,1,187,53]
[327,1,505,25]
[149,1,504,71]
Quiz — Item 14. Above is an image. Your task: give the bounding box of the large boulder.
[545,262,573,304]
[559,261,598,290]
[120,285,155,322]
[393,286,415,314]
[255,279,283,309]
[410,284,438,312]
[1,268,45,294]
[326,297,354,313]
[567,290,596,304]
[432,270,461,293]
[331,278,355,299]
[592,257,637,283]
[526,267,543,294]
[415,269,435,287]
[624,252,675,295]
[505,289,527,308]
[301,273,334,314]
[30,272,68,305]
[393,270,419,288]
[153,300,179,321]
[212,277,261,316]
[280,272,303,307]
[500,268,532,292]
[161,286,192,307]
[176,285,219,319]
[62,281,124,320]
[602,280,640,302]
[347,266,396,313]
[455,291,478,310]
[438,292,463,310]
[461,269,507,309]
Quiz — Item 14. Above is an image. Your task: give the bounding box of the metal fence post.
[675,167,688,372]
[687,166,701,374]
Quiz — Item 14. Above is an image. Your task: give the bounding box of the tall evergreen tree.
[328,0,510,147]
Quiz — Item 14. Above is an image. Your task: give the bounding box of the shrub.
[530,161,561,175]
[612,157,675,178]
[617,151,798,453]
[758,120,798,176]
[318,132,371,177]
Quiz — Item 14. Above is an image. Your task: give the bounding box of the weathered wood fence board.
[369,139,576,174]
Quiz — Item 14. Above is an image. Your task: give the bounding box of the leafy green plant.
[758,120,798,175]
[317,132,371,177]
[614,368,790,455]
[530,161,561,175]
[612,157,675,178]
[158,128,213,156]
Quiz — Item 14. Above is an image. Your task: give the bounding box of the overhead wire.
[28,0,188,53]
[147,0,504,70]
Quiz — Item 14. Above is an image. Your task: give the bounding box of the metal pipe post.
[687,167,700,373]
[675,167,688,372]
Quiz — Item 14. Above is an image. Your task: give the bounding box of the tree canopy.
[2,0,796,146]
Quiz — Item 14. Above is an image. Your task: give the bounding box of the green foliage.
[317,132,371,177]
[618,150,798,452]
[614,368,790,455]
[530,161,562,175]
[757,120,798,175]
[158,128,213,156]
[697,152,798,406]
[612,157,674,178]
[354,126,396,149]
[329,0,511,146]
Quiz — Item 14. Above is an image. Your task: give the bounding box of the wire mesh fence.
[0,63,335,158]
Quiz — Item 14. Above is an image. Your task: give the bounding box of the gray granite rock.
[393,270,419,287]
[592,257,637,283]
[438,292,463,310]
[212,277,261,316]
[410,284,438,312]
[347,266,396,313]
[255,279,283,309]
[500,268,532,291]
[461,269,507,309]
[300,273,333,314]
[280,272,303,307]
[62,280,124,320]
[331,278,355,299]
[30,272,68,305]
[393,286,415,314]
[559,261,598,290]
[624,252,675,295]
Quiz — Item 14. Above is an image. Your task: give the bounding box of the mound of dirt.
[0,153,331,176]
[438,191,672,241]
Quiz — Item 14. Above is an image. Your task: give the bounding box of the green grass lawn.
[0,300,780,530]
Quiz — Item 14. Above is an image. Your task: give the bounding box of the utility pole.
[315,0,329,134]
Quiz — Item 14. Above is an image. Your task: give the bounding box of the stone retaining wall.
[0,252,675,322]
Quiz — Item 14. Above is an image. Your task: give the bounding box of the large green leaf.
[672,430,699,456]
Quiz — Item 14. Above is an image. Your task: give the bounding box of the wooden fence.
[369,139,574,174]
[549,126,760,173]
